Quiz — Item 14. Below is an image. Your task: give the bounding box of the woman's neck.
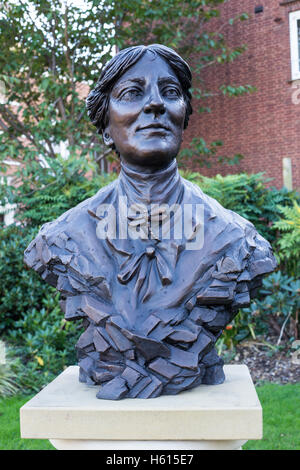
[118,157,183,206]
[119,157,175,175]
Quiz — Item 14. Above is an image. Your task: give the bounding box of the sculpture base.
[20,365,262,450]
[49,438,247,450]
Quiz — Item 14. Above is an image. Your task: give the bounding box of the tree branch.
[0,105,53,158]
[94,147,113,163]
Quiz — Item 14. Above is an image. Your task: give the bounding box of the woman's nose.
[143,88,166,115]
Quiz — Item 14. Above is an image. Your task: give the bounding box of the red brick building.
[184,0,300,190]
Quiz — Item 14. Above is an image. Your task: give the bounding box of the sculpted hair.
[86,44,193,135]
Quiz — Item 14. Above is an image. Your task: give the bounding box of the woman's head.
[86,44,193,135]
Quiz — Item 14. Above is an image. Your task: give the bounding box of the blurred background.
[0,0,299,450]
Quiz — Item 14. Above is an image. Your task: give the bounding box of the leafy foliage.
[0,0,252,190]
[216,309,259,354]
[7,293,82,394]
[182,171,298,243]
[0,166,115,392]
[0,341,19,398]
[223,271,300,348]
[7,155,117,226]
[273,201,300,276]
[0,208,83,395]
[0,225,50,332]
[255,271,300,344]
[178,137,244,169]
[0,162,116,334]
[181,173,300,351]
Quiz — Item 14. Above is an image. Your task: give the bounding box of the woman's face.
[104,51,186,169]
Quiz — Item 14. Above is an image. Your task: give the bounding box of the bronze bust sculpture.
[24,44,277,399]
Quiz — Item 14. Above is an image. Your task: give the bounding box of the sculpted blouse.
[24,160,277,399]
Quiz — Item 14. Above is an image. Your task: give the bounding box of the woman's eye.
[120,89,142,100]
[164,88,180,98]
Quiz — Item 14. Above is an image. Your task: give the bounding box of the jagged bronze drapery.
[24,160,277,399]
[24,44,277,399]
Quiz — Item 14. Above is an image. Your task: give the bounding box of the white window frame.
[289,11,300,80]
[0,79,6,104]
[0,175,16,226]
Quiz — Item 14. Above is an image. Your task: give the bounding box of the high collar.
[118,159,183,206]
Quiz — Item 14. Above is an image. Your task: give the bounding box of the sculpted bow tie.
[118,239,181,303]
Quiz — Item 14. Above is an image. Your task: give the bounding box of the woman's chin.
[120,148,179,169]
[121,155,175,170]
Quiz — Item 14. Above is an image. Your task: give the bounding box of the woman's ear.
[102,127,114,147]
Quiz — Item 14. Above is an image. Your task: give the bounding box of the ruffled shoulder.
[183,193,278,312]
[23,181,117,299]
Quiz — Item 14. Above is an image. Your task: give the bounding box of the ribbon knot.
[117,241,180,303]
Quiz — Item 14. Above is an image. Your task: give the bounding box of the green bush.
[251,271,300,344]
[216,309,260,354]
[187,172,299,348]
[7,292,82,394]
[0,159,116,392]
[0,225,52,333]
[0,341,19,398]
[218,271,300,350]
[0,157,117,334]
[273,201,300,276]
[181,171,298,244]
[3,155,117,227]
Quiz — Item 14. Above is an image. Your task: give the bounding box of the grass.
[0,396,54,450]
[244,382,300,450]
[0,383,299,450]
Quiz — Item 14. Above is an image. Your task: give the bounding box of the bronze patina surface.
[24,45,277,400]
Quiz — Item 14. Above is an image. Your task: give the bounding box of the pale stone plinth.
[20,365,262,450]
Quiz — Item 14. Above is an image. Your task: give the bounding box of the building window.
[289,11,300,80]
[0,176,15,226]
[282,157,293,190]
